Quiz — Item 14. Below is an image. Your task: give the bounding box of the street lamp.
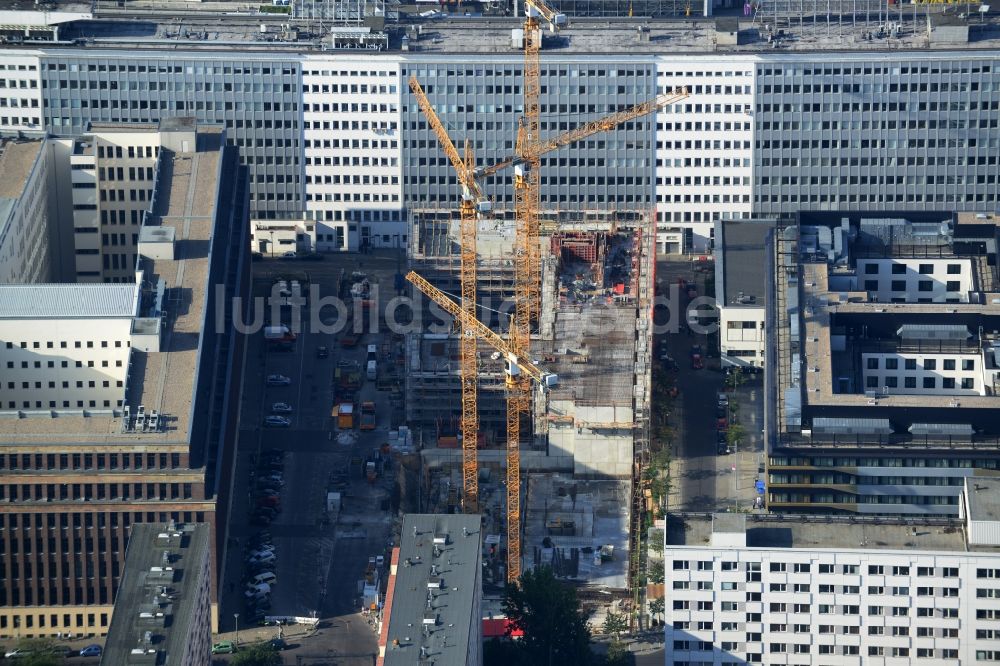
[234,613,240,647]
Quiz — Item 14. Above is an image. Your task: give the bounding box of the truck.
[335,402,355,429]
[359,401,376,430]
[264,325,296,350]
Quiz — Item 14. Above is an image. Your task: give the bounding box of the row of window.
[759,63,992,76]
[46,63,296,76]
[770,456,989,468]
[865,262,964,275]
[865,375,976,390]
[0,482,196,503]
[866,356,975,371]
[672,560,960,576]
[305,139,398,150]
[5,340,126,350]
[0,452,183,471]
[6,400,120,410]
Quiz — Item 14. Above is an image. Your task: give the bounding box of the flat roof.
[967,477,1000,523]
[0,127,223,445]
[103,523,211,665]
[0,283,139,319]
[9,14,1000,53]
[383,514,481,666]
[799,261,1000,410]
[718,221,770,308]
[667,513,1000,554]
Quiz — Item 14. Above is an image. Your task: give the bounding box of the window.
[819,564,834,574]
[891,279,906,291]
[842,565,858,575]
[923,377,936,389]
[947,264,962,274]
[864,263,880,274]
[946,281,961,292]
[869,565,884,575]
[943,359,956,371]
[962,378,975,389]
[892,566,909,576]
[905,359,917,370]
[770,563,786,572]
[869,646,884,657]
[963,359,976,371]
[924,359,937,370]
[673,560,689,570]
[919,264,934,274]
[867,358,880,369]
[891,264,906,274]
[918,280,934,292]
[864,280,879,291]
[917,566,934,577]
[885,358,899,370]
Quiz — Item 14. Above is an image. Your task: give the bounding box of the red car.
[691,354,704,370]
[717,417,728,430]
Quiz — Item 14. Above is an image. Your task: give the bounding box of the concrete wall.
[856,258,973,303]
[861,351,984,396]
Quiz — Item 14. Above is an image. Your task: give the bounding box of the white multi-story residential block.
[655,58,755,255]
[663,479,1000,665]
[0,137,61,284]
[302,57,405,252]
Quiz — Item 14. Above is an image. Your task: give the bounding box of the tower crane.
[406,270,557,580]
[475,87,690,179]
[408,75,491,513]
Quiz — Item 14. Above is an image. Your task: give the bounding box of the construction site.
[405,207,654,592]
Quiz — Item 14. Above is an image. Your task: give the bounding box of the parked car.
[212,641,236,655]
[689,344,703,358]
[717,392,729,407]
[718,443,732,455]
[251,571,277,586]
[691,354,704,370]
[269,638,288,651]
[271,402,293,414]
[280,251,297,259]
[265,374,292,386]
[247,551,276,565]
[79,645,103,658]
[48,645,73,657]
[4,649,34,659]
[264,416,291,428]
[316,345,329,359]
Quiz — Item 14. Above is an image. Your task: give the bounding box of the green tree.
[726,423,746,448]
[648,597,665,620]
[604,639,632,666]
[231,643,282,666]
[647,560,664,584]
[502,566,593,666]
[602,612,628,640]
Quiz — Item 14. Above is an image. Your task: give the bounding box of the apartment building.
[0,119,249,638]
[766,212,1000,515]
[0,15,995,256]
[714,220,772,368]
[0,137,61,284]
[663,484,1000,666]
[103,524,212,666]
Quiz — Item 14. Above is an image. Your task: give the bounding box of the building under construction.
[404,207,654,586]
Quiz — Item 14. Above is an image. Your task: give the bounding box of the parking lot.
[655,258,765,513]
[216,252,406,664]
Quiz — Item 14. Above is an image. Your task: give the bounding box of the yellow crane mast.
[408,76,491,513]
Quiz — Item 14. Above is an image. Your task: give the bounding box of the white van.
[251,572,277,586]
[366,359,377,380]
[366,344,378,363]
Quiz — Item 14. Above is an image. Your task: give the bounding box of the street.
[655,258,765,514]
[215,252,406,665]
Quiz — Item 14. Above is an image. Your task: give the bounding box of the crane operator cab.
[504,353,558,391]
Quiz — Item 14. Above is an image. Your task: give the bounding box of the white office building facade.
[664,519,1000,665]
[1,48,997,256]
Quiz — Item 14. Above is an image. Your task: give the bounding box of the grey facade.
[40,52,303,219]
[400,59,657,216]
[754,55,1000,216]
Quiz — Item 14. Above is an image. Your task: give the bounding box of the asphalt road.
[215,252,406,665]
[655,259,765,513]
